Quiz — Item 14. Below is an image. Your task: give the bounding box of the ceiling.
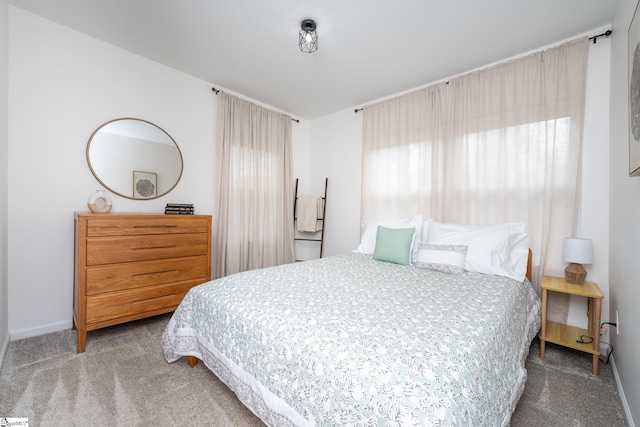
[9,0,616,120]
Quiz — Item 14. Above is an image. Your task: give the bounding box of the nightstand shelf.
[539,275,603,375]
[543,321,601,354]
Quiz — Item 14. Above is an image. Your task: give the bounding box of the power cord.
[599,322,616,365]
[598,342,615,364]
[576,335,593,344]
[601,321,617,331]
[574,322,617,363]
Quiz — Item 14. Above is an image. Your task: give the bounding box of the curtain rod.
[355,30,612,115]
[211,87,300,123]
[589,29,612,44]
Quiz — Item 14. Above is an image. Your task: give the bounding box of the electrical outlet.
[616,310,620,335]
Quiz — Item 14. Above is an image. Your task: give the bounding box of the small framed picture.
[133,171,157,199]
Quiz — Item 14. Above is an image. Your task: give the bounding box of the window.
[362,38,589,283]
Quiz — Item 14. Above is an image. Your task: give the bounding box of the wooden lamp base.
[565,263,587,285]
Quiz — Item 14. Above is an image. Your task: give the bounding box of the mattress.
[163,252,541,426]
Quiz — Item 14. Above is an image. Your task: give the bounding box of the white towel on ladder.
[297,196,323,232]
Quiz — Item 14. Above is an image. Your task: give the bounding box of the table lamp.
[563,237,593,285]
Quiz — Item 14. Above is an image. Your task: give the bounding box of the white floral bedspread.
[163,253,541,426]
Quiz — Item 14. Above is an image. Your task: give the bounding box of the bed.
[162,219,541,426]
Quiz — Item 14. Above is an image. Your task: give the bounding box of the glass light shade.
[299,29,318,53]
[299,19,318,53]
[562,238,593,264]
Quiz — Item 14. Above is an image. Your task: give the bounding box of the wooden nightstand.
[539,276,604,375]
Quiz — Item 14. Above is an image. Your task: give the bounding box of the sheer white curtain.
[362,38,589,287]
[215,92,295,277]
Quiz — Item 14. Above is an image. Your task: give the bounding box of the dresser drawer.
[86,282,196,325]
[86,233,209,265]
[86,255,208,295]
[86,216,210,237]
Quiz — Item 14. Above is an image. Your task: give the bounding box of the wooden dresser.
[74,213,212,353]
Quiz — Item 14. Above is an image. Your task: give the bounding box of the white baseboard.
[10,319,72,341]
[611,354,636,427]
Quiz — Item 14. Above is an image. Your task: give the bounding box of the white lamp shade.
[562,238,593,264]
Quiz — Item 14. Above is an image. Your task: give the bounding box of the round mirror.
[87,118,183,200]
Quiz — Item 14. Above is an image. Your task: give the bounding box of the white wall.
[610,1,640,425]
[291,118,316,260]
[0,0,10,364]
[6,7,311,339]
[307,110,363,257]
[567,29,612,331]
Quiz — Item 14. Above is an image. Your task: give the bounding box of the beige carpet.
[0,313,628,426]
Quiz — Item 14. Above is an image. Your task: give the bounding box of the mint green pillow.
[372,226,416,265]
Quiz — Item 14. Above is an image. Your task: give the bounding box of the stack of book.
[165,203,194,215]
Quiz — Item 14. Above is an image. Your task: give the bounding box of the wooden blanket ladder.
[293,178,328,261]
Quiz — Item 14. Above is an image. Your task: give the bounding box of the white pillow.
[426,221,529,281]
[353,215,423,263]
[420,218,433,242]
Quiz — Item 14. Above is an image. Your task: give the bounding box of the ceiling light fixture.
[299,19,318,53]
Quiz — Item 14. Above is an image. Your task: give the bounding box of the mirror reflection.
[87,118,183,200]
